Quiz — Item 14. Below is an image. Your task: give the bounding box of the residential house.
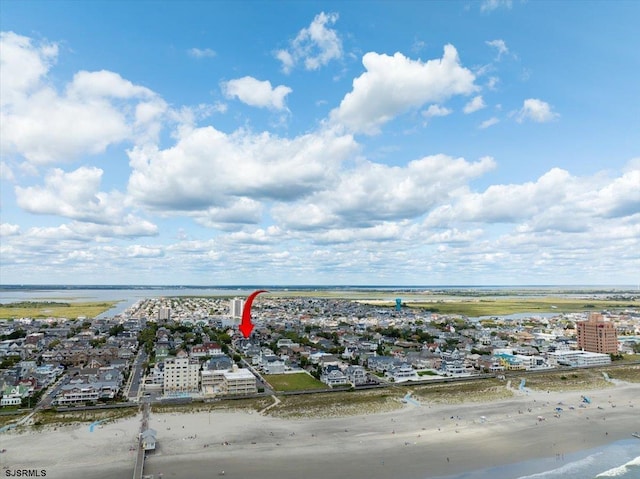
[344,365,367,386]
[1,385,28,407]
[385,363,418,382]
[190,342,222,358]
[367,355,401,373]
[320,366,349,387]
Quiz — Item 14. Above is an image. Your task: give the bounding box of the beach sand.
[3,382,639,479]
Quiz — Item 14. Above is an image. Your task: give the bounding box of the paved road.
[38,373,68,408]
[127,349,147,400]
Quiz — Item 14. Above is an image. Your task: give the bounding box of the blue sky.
[1,0,639,286]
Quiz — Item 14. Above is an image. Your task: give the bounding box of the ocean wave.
[595,455,640,478]
[515,451,603,479]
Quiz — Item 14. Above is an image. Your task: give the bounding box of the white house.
[344,365,367,386]
[385,364,418,383]
[321,368,349,387]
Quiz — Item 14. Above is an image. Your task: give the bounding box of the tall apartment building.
[230,299,244,318]
[576,312,618,355]
[163,351,200,394]
[158,307,171,322]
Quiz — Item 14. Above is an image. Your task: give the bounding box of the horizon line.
[0,283,637,289]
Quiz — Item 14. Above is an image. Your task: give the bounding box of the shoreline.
[3,382,639,479]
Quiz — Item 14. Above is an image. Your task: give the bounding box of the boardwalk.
[133,401,150,479]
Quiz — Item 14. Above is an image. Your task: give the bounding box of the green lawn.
[264,373,328,392]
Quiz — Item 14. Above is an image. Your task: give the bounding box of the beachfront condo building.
[221,366,257,395]
[163,351,200,394]
[576,312,618,355]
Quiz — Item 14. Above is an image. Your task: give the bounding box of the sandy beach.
[2,381,639,479]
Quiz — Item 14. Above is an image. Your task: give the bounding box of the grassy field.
[405,298,640,316]
[264,373,328,392]
[0,301,119,320]
[265,289,639,317]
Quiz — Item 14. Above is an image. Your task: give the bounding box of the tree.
[3,330,27,340]
[90,338,106,348]
[109,324,125,337]
[0,356,20,369]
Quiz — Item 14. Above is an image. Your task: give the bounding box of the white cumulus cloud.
[127,126,358,218]
[464,95,486,114]
[331,45,477,134]
[422,104,453,118]
[517,98,559,123]
[0,32,166,165]
[273,155,496,230]
[275,12,343,74]
[222,76,292,111]
[0,224,20,236]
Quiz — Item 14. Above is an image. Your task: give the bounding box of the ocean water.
[430,440,640,479]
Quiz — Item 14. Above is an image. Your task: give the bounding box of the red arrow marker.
[239,290,268,338]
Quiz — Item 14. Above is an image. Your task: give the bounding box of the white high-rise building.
[230,299,244,318]
[163,351,200,394]
[158,307,171,321]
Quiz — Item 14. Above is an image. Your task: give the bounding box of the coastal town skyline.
[1,1,639,286]
[2,284,639,478]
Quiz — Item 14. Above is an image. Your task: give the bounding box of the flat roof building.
[576,312,618,355]
[163,351,200,394]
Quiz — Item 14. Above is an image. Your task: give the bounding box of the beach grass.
[0,412,22,427]
[0,301,120,320]
[264,373,328,392]
[518,369,611,391]
[603,365,640,383]
[267,388,404,418]
[151,397,273,414]
[31,407,137,428]
[410,378,514,404]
